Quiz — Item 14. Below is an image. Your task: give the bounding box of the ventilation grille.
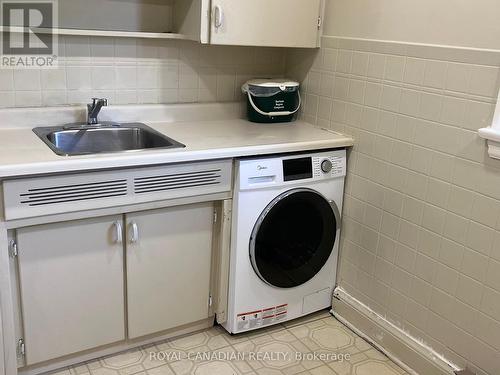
[19,180,128,206]
[4,159,232,220]
[134,169,222,194]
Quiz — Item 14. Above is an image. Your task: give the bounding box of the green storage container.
[242,79,301,123]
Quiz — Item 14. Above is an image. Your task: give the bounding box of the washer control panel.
[238,149,347,190]
[313,154,346,179]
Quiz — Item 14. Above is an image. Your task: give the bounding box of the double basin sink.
[33,122,185,156]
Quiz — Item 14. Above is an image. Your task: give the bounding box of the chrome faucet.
[87,98,108,125]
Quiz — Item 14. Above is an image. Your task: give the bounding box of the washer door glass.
[250,188,338,288]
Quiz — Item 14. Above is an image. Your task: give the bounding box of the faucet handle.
[91,98,108,107]
[87,98,109,125]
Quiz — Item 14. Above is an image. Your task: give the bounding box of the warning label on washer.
[237,304,288,331]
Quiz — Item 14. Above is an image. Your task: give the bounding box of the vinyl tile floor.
[51,310,412,375]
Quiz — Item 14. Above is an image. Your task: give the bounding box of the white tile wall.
[0,36,286,108]
[287,36,500,375]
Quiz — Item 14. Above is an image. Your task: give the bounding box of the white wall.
[286,1,500,374]
[323,0,500,50]
[287,35,500,375]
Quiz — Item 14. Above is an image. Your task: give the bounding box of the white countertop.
[0,104,354,179]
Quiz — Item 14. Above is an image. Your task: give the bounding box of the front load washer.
[223,149,347,334]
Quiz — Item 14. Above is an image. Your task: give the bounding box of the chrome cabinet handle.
[129,221,139,243]
[214,5,224,28]
[113,221,123,244]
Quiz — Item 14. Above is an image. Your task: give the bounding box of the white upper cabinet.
[17,0,323,47]
[209,0,324,48]
[39,0,211,41]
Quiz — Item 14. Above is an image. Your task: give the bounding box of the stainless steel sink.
[33,122,185,156]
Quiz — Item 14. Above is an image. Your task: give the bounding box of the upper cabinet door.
[126,203,214,339]
[16,216,125,365]
[210,0,323,48]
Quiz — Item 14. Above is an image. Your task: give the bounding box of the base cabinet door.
[126,203,214,339]
[16,216,125,365]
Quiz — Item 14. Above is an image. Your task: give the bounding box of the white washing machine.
[223,149,347,334]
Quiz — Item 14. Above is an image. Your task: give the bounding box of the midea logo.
[257,165,268,171]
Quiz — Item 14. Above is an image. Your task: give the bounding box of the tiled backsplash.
[287,37,500,375]
[0,36,286,108]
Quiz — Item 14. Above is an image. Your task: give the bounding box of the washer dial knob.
[321,159,333,174]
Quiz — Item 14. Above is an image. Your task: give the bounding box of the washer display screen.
[250,189,338,288]
[282,157,312,181]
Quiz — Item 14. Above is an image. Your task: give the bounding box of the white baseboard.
[332,287,461,375]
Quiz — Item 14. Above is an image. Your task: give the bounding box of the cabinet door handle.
[113,221,123,244]
[129,221,139,244]
[214,5,224,28]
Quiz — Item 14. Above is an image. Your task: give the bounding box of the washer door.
[249,188,340,288]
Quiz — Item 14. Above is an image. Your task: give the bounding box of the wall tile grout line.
[287,35,500,374]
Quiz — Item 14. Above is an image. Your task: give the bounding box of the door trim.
[248,188,340,288]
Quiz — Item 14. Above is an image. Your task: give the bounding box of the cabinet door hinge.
[9,240,18,258]
[208,294,213,307]
[213,210,218,223]
[17,338,25,358]
[317,16,322,29]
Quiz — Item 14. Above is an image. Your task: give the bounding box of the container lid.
[242,78,300,96]
[247,78,299,87]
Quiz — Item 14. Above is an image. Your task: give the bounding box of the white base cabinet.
[12,202,217,366]
[16,216,125,365]
[126,203,214,339]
